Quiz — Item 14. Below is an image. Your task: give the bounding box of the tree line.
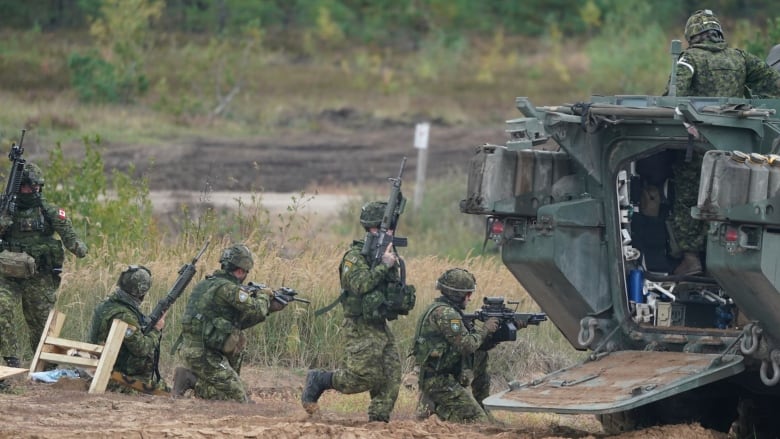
[1,0,777,47]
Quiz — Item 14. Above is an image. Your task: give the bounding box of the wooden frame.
[29,309,128,394]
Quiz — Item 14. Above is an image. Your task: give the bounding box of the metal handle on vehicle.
[740,323,762,355]
[760,350,780,387]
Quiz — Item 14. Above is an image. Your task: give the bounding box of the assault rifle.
[463,296,547,348]
[246,282,311,305]
[361,157,408,268]
[143,239,210,335]
[0,129,27,219]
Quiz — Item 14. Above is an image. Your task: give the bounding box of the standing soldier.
[88,265,168,393]
[0,162,87,370]
[668,9,780,275]
[302,201,416,422]
[411,268,499,423]
[173,243,286,402]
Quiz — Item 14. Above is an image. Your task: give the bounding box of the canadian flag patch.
[57,209,67,220]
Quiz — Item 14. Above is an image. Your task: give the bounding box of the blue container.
[628,269,645,303]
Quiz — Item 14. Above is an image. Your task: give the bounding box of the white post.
[413,122,430,210]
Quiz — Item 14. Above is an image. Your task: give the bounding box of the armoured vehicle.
[461,79,780,434]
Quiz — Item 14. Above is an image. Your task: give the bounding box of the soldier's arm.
[44,204,87,258]
[432,306,487,355]
[216,283,270,328]
[341,249,390,295]
[674,51,695,96]
[116,311,160,358]
[742,50,780,98]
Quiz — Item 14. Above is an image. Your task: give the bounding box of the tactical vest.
[412,300,462,376]
[2,206,64,270]
[338,241,416,321]
[683,44,747,97]
[180,273,239,351]
[88,291,153,377]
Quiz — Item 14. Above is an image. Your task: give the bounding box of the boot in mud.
[172,367,197,398]
[301,369,333,414]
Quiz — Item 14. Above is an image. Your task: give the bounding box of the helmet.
[22,162,45,187]
[684,9,723,42]
[436,268,476,301]
[359,201,386,228]
[118,265,152,299]
[220,244,254,272]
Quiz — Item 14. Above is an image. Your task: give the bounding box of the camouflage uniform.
[413,297,493,423]
[675,41,780,98]
[88,268,167,392]
[331,239,404,421]
[0,163,87,365]
[176,269,272,402]
[668,10,780,272]
[302,201,415,421]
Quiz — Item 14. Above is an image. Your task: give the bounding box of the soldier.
[0,162,87,369]
[302,201,416,422]
[88,265,168,393]
[173,243,286,402]
[411,268,499,423]
[668,10,780,275]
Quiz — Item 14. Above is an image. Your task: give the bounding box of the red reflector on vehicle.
[490,221,504,235]
[724,227,739,242]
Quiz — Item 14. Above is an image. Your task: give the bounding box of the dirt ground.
[0,366,727,439]
[85,111,512,194]
[0,116,729,438]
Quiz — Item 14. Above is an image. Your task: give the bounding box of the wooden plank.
[89,319,128,394]
[38,352,99,368]
[0,365,29,379]
[29,309,66,375]
[44,337,103,355]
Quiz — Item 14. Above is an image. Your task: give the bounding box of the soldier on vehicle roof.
[666,9,780,276]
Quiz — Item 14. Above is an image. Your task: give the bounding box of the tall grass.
[7,145,580,385]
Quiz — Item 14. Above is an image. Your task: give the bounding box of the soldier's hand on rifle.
[269,297,287,313]
[381,243,397,267]
[483,317,500,334]
[154,311,167,331]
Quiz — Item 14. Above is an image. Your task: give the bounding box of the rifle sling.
[314,289,347,317]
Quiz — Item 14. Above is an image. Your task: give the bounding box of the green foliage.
[67,51,121,103]
[42,137,154,253]
[742,18,780,58]
[585,0,670,95]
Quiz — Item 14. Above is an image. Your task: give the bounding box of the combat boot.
[301,369,333,413]
[172,367,197,397]
[673,252,703,276]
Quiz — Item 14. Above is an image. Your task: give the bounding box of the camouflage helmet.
[684,9,723,42]
[22,162,45,187]
[118,265,152,299]
[436,268,476,301]
[220,243,254,272]
[359,201,386,228]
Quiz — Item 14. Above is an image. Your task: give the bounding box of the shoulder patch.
[238,291,249,303]
[450,319,462,332]
[124,327,135,338]
[344,254,359,264]
[57,208,67,220]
